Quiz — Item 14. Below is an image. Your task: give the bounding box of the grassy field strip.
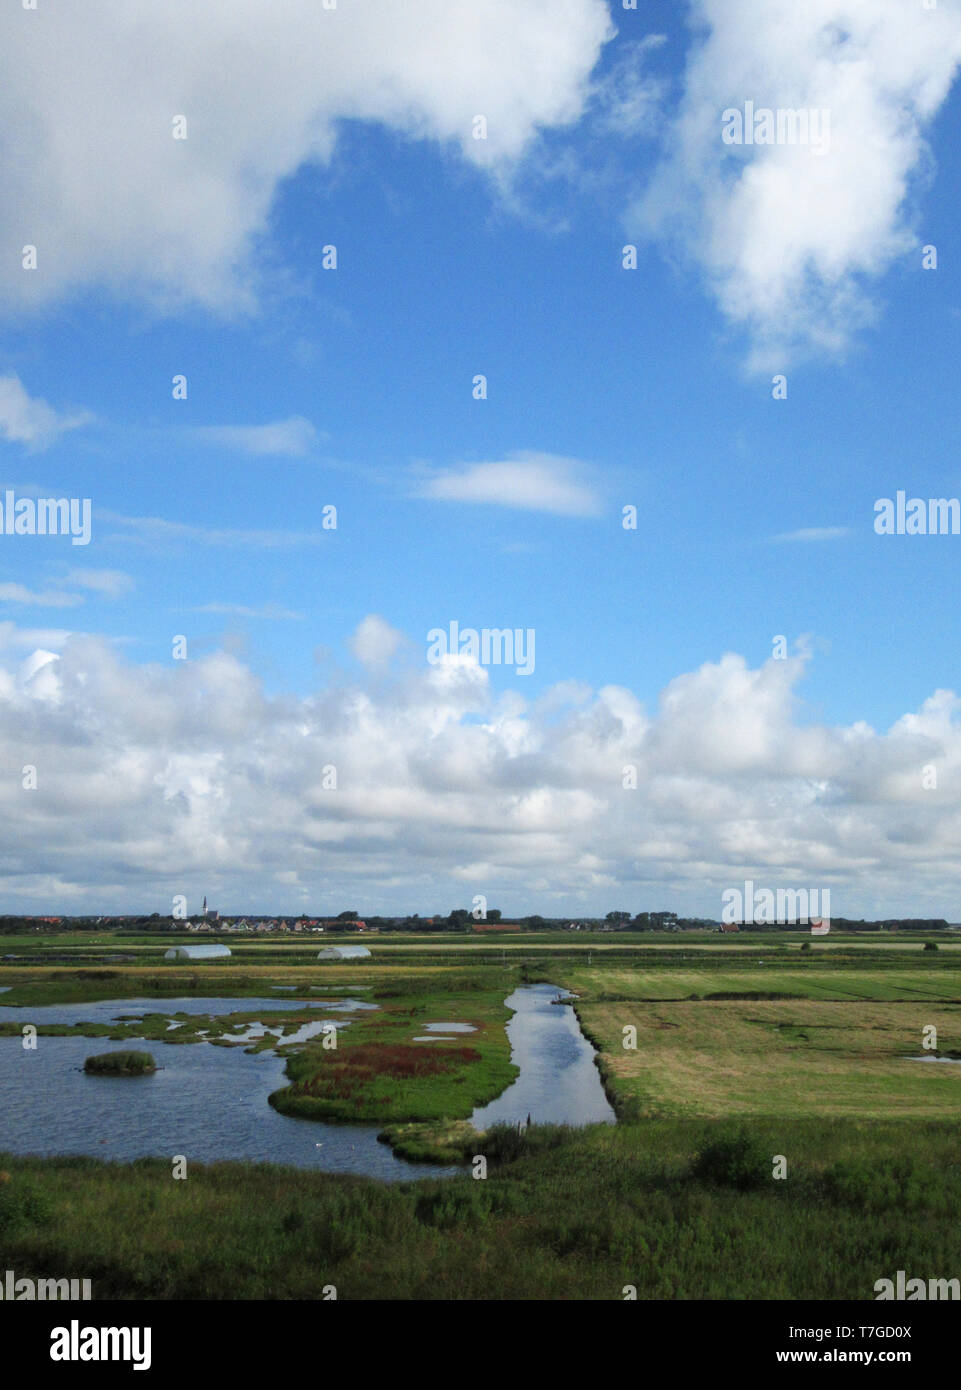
[6,932,961,953]
[579,998,961,1120]
[560,966,961,1002]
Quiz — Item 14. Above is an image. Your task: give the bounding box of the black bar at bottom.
[1,1297,950,1375]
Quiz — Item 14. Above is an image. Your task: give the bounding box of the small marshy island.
[83,1050,157,1077]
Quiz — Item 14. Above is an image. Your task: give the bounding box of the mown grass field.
[560,960,961,1001]
[3,932,961,1299]
[575,998,961,1119]
[554,960,961,1121]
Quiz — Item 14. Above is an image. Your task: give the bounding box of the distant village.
[0,908,954,936]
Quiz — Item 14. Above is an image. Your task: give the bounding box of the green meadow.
[2,931,961,1299]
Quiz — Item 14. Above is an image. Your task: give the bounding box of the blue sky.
[2,0,961,918]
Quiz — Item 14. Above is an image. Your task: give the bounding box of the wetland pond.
[0,983,613,1177]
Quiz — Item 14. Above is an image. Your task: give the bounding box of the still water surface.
[0,983,613,1177]
[471,983,616,1128]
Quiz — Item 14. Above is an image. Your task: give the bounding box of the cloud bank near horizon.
[1,621,958,918]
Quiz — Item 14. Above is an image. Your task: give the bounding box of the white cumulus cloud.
[65,569,135,599]
[0,582,81,608]
[193,417,319,457]
[349,615,406,671]
[0,0,614,314]
[632,0,961,368]
[1,628,960,918]
[772,526,851,543]
[0,376,92,450]
[418,452,603,517]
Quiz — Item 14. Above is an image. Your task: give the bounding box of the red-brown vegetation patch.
[290,1043,481,1099]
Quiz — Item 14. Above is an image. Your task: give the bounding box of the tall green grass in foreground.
[2,1118,960,1300]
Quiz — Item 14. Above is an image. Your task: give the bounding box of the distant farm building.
[719,923,740,933]
[317,944,371,960]
[164,943,232,961]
